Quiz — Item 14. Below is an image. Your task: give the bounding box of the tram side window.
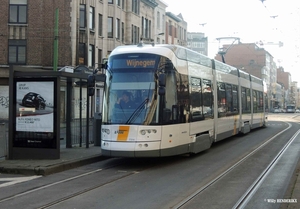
[258,91,263,112]
[217,82,226,117]
[232,85,239,114]
[226,84,233,113]
[202,79,213,119]
[190,77,204,121]
[164,70,177,123]
[241,87,251,113]
[241,87,246,113]
[253,90,257,113]
[246,88,251,113]
[177,73,189,123]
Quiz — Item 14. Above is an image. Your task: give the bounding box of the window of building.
[121,22,124,42]
[157,11,160,29]
[116,18,120,39]
[98,14,103,36]
[108,17,113,38]
[168,21,172,36]
[131,25,139,44]
[122,0,125,9]
[79,5,86,29]
[108,0,113,4]
[132,0,139,14]
[9,0,27,24]
[79,43,85,65]
[162,15,165,30]
[116,0,121,6]
[8,39,26,64]
[89,6,94,30]
[142,17,151,39]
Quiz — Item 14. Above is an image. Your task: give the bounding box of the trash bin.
[93,113,102,146]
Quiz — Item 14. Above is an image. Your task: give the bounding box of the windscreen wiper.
[125,98,149,124]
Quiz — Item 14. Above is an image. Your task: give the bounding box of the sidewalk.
[0,145,106,176]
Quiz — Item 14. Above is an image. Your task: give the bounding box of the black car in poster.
[22,92,46,110]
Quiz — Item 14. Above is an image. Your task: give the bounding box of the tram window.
[246,88,251,113]
[258,91,263,112]
[226,84,233,113]
[202,79,213,118]
[241,87,251,114]
[217,82,226,117]
[165,70,177,122]
[232,85,239,114]
[253,90,257,113]
[190,77,203,121]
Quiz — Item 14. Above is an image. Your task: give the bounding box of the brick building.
[0,0,188,81]
[214,42,277,109]
[0,0,188,119]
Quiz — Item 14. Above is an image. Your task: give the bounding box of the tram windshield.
[102,53,171,125]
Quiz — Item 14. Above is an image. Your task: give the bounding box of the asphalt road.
[0,113,299,209]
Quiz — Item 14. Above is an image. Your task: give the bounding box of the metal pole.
[86,89,90,148]
[53,8,59,71]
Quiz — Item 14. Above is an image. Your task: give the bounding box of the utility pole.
[53,8,59,71]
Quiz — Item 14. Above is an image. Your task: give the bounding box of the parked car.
[22,92,46,110]
[296,109,300,113]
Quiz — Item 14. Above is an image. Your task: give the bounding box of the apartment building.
[0,0,187,119]
[165,12,187,46]
[187,32,208,56]
[277,67,292,108]
[0,0,188,77]
[214,43,278,109]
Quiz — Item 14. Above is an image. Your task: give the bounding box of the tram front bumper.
[101,140,161,157]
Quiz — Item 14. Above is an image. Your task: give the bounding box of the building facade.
[0,0,187,78]
[214,43,279,110]
[187,32,208,56]
[0,0,188,119]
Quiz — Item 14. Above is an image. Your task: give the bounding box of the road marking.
[0,176,41,188]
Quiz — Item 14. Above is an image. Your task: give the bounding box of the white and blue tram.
[100,44,267,157]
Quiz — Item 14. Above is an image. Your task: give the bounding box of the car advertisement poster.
[16,81,54,132]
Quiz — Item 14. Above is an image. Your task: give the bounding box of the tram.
[100,44,267,157]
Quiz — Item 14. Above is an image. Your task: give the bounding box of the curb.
[0,155,108,176]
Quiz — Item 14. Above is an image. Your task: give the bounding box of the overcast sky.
[163,0,300,83]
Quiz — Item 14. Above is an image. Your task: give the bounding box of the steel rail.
[173,122,292,209]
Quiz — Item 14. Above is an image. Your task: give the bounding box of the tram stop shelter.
[8,65,105,160]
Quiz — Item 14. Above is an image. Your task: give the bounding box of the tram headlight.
[140,129,157,135]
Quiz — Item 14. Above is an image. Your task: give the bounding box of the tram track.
[0,120,298,209]
[173,122,299,209]
[0,156,169,208]
[0,160,139,207]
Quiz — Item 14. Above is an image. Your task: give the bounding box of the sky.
[162,0,300,84]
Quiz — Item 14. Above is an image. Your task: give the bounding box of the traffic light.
[87,75,95,96]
